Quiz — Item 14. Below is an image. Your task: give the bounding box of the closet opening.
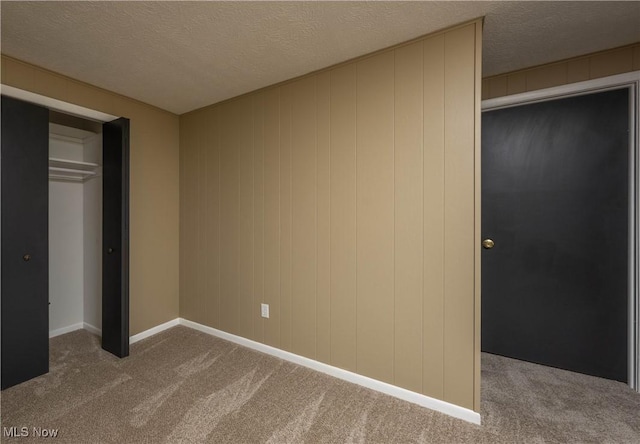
[1,90,129,390]
[48,111,103,339]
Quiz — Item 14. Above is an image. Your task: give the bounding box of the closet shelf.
[49,157,99,170]
[49,158,100,182]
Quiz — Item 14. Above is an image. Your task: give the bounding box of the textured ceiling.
[1,1,639,115]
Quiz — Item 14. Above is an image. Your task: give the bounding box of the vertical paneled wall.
[180,21,481,410]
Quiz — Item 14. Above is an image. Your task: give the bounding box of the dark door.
[1,96,49,389]
[102,118,130,358]
[482,89,629,382]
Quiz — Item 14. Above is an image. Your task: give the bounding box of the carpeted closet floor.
[1,326,638,443]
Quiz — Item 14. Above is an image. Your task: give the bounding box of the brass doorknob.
[482,239,495,249]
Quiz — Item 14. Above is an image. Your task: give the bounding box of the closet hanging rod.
[49,166,97,176]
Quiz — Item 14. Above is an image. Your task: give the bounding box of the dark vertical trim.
[102,117,130,358]
[121,119,130,356]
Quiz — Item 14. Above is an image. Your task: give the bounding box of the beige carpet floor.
[1,325,639,443]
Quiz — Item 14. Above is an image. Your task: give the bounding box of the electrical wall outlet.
[261,303,269,318]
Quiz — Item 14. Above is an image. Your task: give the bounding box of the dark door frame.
[0,85,130,361]
[481,71,640,392]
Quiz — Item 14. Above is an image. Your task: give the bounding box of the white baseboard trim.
[129,318,180,344]
[178,318,481,425]
[83,322,101,336]
[50,319,177,343]
[49,323,84,338]
[49,316,481,423]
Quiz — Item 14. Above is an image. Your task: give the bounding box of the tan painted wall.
[180,20,482,411]
[483,42,640,99]
[1,55,181,335]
